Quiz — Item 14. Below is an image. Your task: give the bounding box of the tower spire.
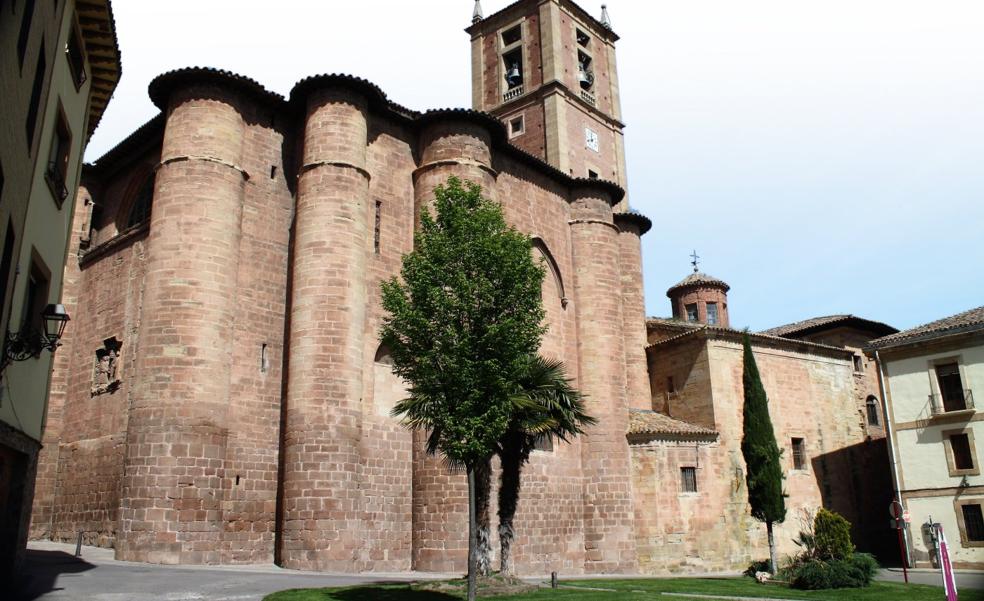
[600,4,612,29]
[472,0,484,24]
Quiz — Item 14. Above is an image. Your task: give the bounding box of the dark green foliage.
[740,332,787,525]
[814,508,855,560]
[850,553,880,583]
[789,554,878,590]
[381,177,546,467]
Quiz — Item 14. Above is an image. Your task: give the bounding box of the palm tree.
[497,356,594,575]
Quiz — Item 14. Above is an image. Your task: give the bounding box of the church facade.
[29,0,894,575]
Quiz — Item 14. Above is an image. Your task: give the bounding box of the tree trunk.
[474,457,493,576]
[498,434,529,575]
[767,520,778,575]
[468,467,477,601]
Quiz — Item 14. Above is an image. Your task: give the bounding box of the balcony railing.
[929,389,975,415]
[580,89,596,107]
[503,86,524,102]
[44,162,68,205]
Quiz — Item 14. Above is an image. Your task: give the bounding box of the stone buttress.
[278,83,371,571]
[118,83,248,563]
[569,183,637,573]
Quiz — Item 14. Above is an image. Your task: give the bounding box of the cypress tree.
[740,332,787,574]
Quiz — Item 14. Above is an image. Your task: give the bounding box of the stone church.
[29,0,895,575]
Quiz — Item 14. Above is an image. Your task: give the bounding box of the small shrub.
[744,558,772,577]
[788,554,879,590]
[813,508,854,560]
[849,552,879,585]
[791,560,830,590]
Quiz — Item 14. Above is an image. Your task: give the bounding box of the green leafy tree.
[740,332,787,574]
[381,177,545,600]
[497,355,594,574]
[813,508,855,561]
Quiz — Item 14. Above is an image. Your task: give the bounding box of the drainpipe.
[875,349,912,567]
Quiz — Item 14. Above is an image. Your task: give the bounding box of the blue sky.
[86,0,984,332]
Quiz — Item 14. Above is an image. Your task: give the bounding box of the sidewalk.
[16,541,452,601]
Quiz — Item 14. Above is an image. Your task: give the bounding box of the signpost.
[935,523,959,601]
[889,501,909,583]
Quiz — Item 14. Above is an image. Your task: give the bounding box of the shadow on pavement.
[13,549,96,601]
[331,587,460,600]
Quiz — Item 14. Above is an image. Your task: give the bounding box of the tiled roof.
[762,315,897,338]
[627,409,716,439]
[666,272,730,297]
[867,306,984,350]
[78,0,122,138]
[645,320,851,358]
[90,67,641,211]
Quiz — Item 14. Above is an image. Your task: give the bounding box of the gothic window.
[91,336,122,395]
[866,395,879,426]
[373,345,407,417]
[125,173,154,229]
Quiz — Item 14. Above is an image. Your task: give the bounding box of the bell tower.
[467,0,630,210]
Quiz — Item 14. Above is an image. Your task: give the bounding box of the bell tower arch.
[467,0,630,210]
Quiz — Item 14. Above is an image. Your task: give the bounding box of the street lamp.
[1,304,71,371]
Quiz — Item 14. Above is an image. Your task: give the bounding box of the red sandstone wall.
[219,109,292,563]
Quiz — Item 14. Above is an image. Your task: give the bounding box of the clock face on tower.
[584,127,599,152]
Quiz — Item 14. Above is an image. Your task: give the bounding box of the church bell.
[506,63,522,87]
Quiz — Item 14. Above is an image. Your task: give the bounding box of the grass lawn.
[263,576,978,600]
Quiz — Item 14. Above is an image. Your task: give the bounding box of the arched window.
[866,395,879,426]
[125,173,154,229]
[373,345,407,417]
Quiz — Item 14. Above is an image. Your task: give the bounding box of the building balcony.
[580,89,596,107]
[929,389,975,416]
[503,86,524,102]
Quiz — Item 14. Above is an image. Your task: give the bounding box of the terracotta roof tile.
[627,409,717,439]
[666,272,730,297]
[867,306,984,350]
[762,315,897,338]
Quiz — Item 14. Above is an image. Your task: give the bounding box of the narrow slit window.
[260,343,269,373]
[373,201,382,255]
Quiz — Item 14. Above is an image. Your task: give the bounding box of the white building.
[868,306,984,568]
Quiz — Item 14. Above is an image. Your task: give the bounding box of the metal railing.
[503,86,524,102]
[929,389,974,415]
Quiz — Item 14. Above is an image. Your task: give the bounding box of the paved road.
[14,542,984,600]
[879,566,984,590]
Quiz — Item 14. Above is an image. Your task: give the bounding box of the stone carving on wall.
[91,337,122,395]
